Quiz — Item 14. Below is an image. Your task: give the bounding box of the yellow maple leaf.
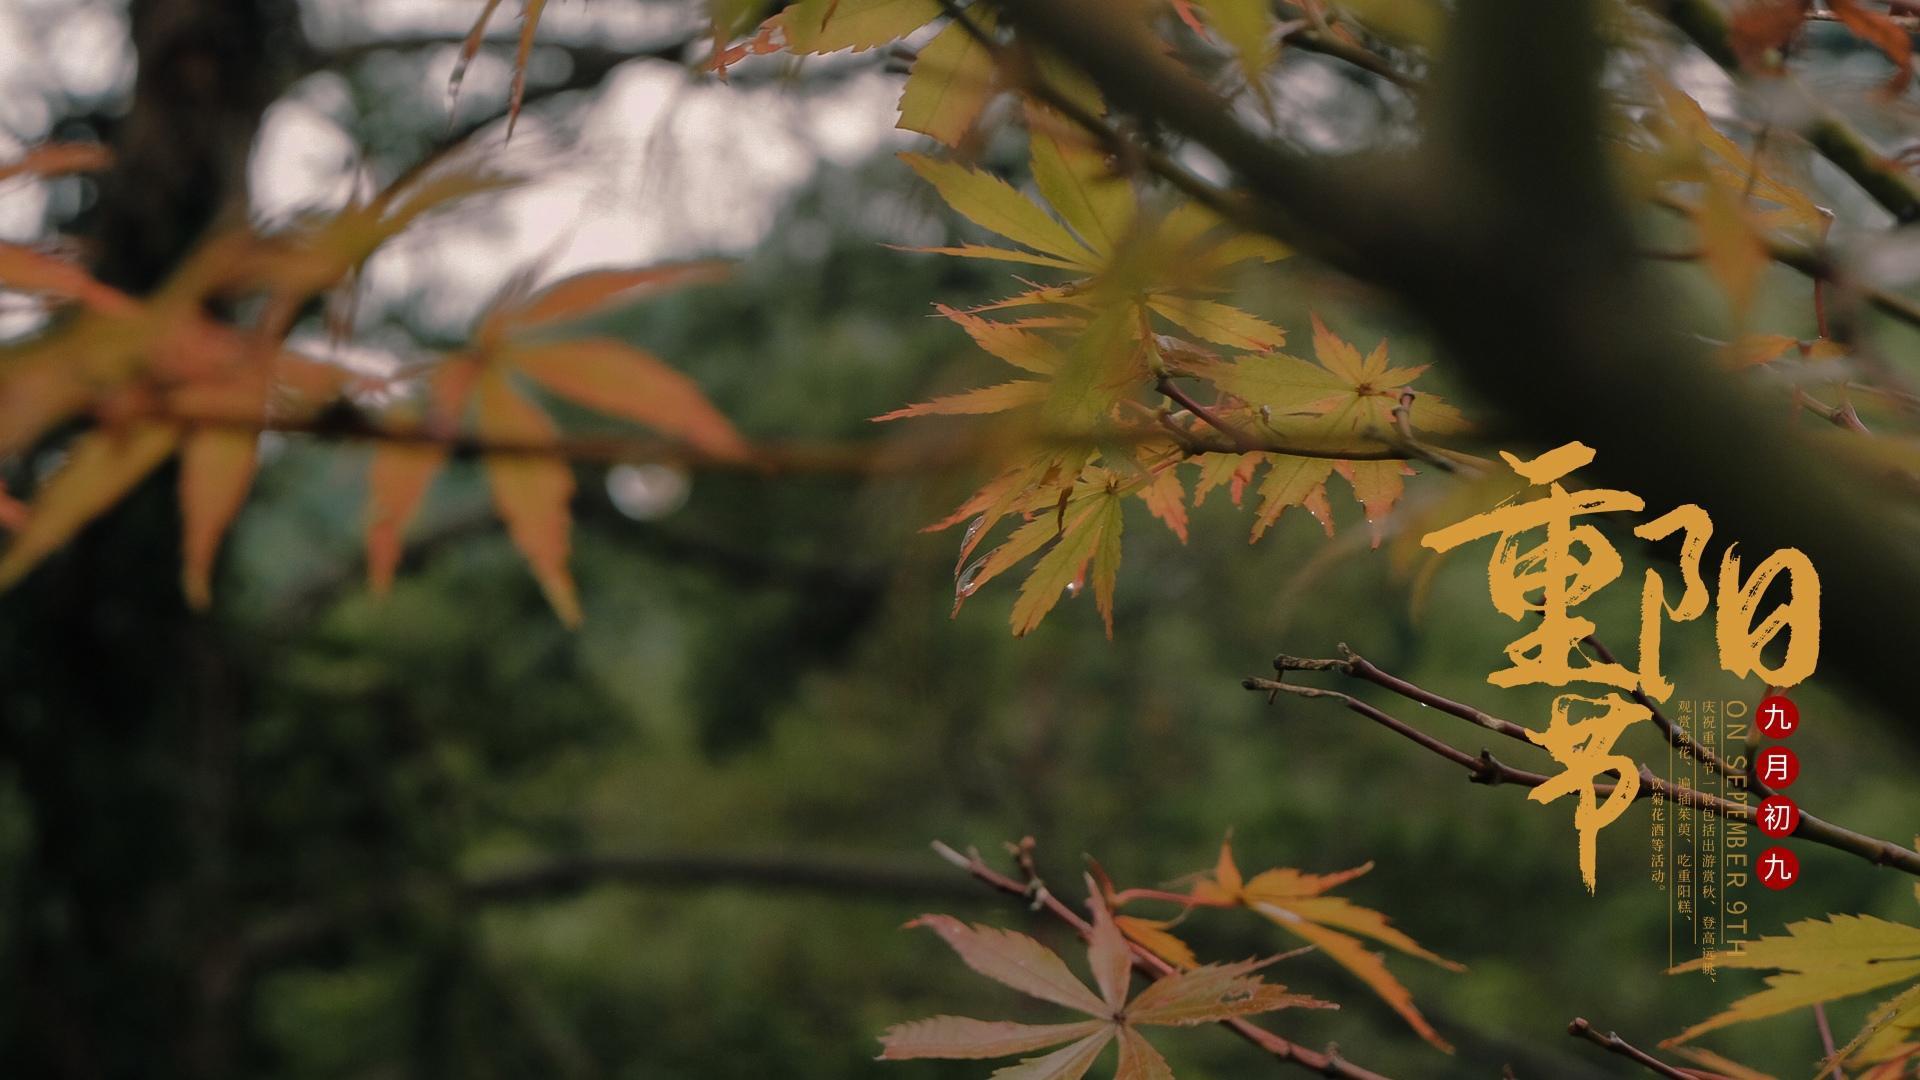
[1189,837,1465,1053]
[1191,313,1461,543]
[1668,907,1920,1077]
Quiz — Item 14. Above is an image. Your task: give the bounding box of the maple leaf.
[361,260,743,622]
[902,104,1287,311]
[1114,915,1199,970]
[902,152,1101,273]
[478,260,730,340]
[171,366,277,609]
[365,442,446,598]
[0,423,179,592]
[1645,81,1822,235]
[871,380,1050,421]
[255,161,523,306]
[1694,179,1769,317]
[1190,313,1459,544]
[1184,0,1280,85]
[1830,0,1912,95]
[1189,453,1258,508]
[1667,905,1920,1076]
[165,338,355,612]
[891,110,1314,638]
[1026,107,1137,260]
[476,368,582,626]
[1626,80,1823,317]
[896,117,1284,445]
[777,0,942,56]
[912,315,1436,641]
[451,0,551,135]
[1183,838,1464,1053]
[0,250,352,605]
[0,154,644,614]
[880,881,1329,1079]
[1668,1045,1779,1080]
[1135,462,1189,544]
[897,16,1001,147]
[1728,0,1809,69]
[1009,476,1124,638]
[947,467,1134,638]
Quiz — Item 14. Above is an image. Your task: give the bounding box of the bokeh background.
[0,1,1914,1076]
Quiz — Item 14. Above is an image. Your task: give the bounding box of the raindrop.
[1064,579,1083,598]
[955,514,985,575]
[955,556,987,598]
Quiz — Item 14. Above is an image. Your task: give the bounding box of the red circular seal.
[1756,745,1800,788]
[1756,695,1799,738]
[1756,795,1800,838]
[1757,845,1800,890]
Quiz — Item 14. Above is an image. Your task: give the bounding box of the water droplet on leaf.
[956,515,986,574]
[955,557,987,598]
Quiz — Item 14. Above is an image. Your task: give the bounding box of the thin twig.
[109,402,1429,474]
[1245,650,1920,878]
[1387,389,1477,474]
[1566,1018,1695,1080]
[1815,1002,1848,1080]
[1276,22,1417,89]
[1664,0,1920,223]
[1580,635,1739,781]
[931,840,1396,1080]
[1159,374,1264,451]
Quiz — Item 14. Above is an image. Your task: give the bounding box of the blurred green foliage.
[2,146,1912,1080]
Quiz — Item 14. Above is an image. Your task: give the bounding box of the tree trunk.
[0,2,295,1076]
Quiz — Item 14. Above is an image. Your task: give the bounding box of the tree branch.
[116,400,1431,472]
[1580,635,1742,783]
[1661,0,1920,223]
[1004,0,1920,751]
[1566,1018,1697,1080]
[1159,374,1265,451]
[238,850,984,970]
[1243,648,1920,878]
[930,839,1397,1080]
[1278,25,1417,89]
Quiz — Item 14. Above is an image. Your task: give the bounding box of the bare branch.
[1581,635,1741,783]
[1566,1018,1697,1080]
[1245,649,1920,878]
